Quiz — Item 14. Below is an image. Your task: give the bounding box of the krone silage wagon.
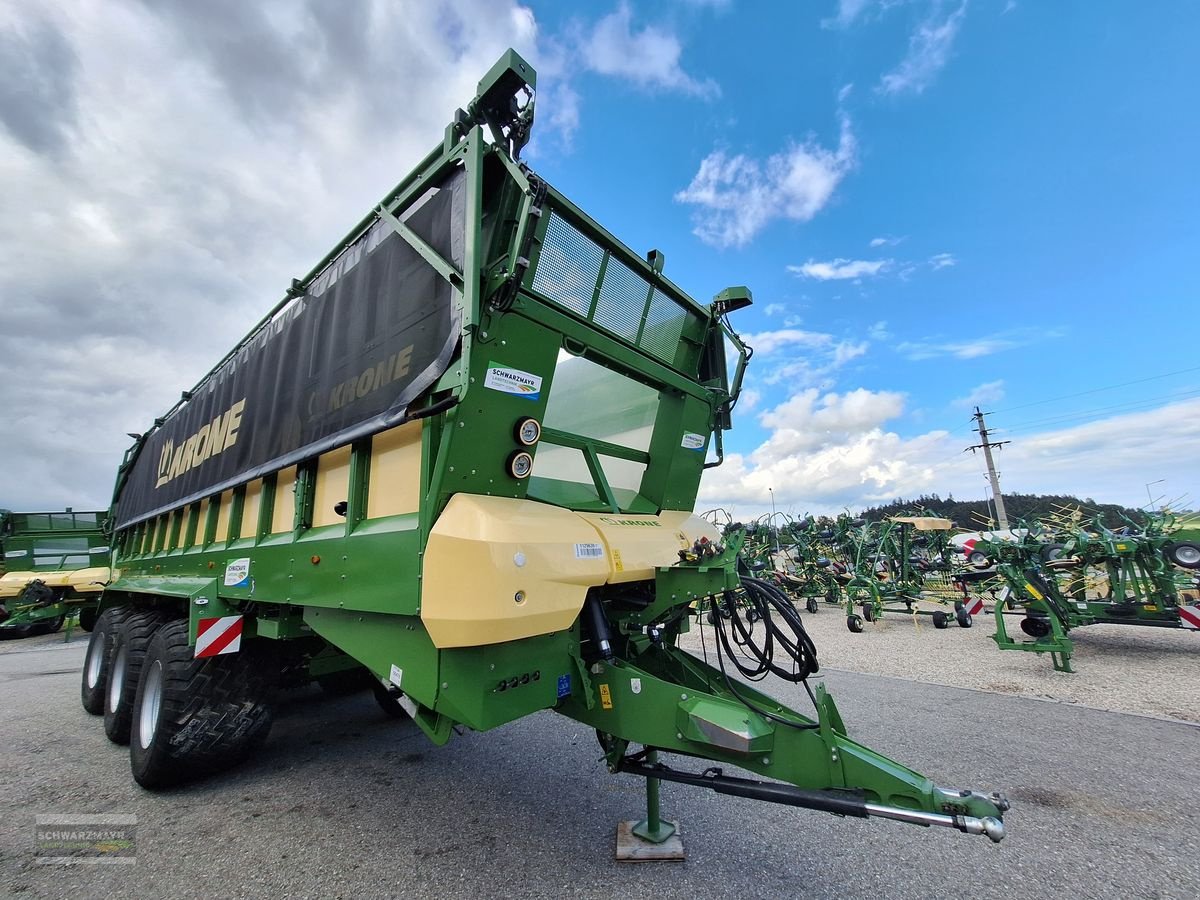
[1,508,110,637]
[82,50,1007,852]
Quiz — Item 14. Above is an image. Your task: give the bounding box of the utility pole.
[966,407,1011,531]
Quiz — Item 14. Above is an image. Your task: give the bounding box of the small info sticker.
[681,432,706,450]
[223,558,250,587]
[574,543,604,560]
[389,665,403,688]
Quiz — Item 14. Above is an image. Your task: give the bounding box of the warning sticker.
[1024,583,1044,601]
[599,684,613,710]
[681,432,706,450]
[223,558,250,587]
[574,543,605,560]
[389,664,403,688]
[557,674,572,698]
[484,362,542,401]
[612,549,624,572]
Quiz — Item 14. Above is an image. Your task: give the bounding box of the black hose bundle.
[711,576,819,682]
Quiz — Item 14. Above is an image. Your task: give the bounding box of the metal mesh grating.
[594,256,647,342]
[529,213,602,317]
[640,289,687,364]
[529,208,700,370]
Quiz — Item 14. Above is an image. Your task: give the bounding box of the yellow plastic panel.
[576,511,720,584]
[192,499,208,547]
[422,495,610,648]
[240,480,263,539]
[271,468,296,534]
[313,446,352,528]
[367,422,422,518]
[213,490,234,544]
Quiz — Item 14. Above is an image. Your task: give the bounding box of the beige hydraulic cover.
[890,516,954,531]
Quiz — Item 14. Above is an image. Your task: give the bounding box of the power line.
[990,365,1200,415]
[995,388,1200,435]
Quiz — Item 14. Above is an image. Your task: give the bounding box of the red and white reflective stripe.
[962,595,985,616]
[1179,606,1200,631]
[195,615,243,657]
[962,538,977,555]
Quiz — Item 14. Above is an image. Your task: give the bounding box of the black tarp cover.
[114,168,465,529]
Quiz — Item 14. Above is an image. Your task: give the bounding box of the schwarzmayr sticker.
[483,362,542,401]
[681,432,706,450]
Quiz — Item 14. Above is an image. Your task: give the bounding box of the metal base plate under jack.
[615,821,685,861]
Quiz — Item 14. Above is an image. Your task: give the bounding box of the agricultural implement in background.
[0,509,110,638]
[841,516,977,633]
[79,50,1008,858]
[976,513,1200,672]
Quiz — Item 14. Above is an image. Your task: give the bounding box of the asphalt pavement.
[1,632,1197,899]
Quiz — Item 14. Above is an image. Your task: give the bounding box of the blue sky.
[1,1,1197,519]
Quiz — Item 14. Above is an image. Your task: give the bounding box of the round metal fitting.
[514,416,541,446]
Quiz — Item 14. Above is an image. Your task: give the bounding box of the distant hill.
[857,493,1148,531]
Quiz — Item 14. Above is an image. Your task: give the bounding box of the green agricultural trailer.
[0,508,110,637]
[82,50,1007,854]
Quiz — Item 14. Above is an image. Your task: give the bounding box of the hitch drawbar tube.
[619,760,1007,843]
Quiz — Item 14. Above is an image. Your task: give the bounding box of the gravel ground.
[2,632,1199,899]
[681,597,1200,724]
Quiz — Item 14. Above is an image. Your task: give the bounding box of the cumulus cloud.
[675,116,857,248]
[787,257,890,280]
[929,252,957,269]
[878,1,969,96]
[580,2,718,98]
[870,234,905,247]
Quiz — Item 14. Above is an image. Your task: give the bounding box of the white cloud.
[787,257,890,280]
[764,302,786,316]
[878,1,968,96]
[870,234,905,247]
[897,328,1060,361]
[675,116,857,248]
[824,0,877,29]
[744,329,836,355]
[953,379,1005,409]
[868,320,890,340]
[929,252,957,269]
[581,2,718,98]
[700,388,1200,520]
[838,82,855,103]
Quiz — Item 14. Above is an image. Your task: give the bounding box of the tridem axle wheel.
[81,606,133,715]
[130,619,274,789]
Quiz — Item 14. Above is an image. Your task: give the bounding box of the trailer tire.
[847,614,864,633]
[861,602,875,623]
[1165,541,1200,570]
[932,611,949,629]
[78,606,98,632]
[371,680,412,719]
[104,610,172,744]
[81,606,133,715]
[130,619,274,790]
[33,614,66,636]
[956,609,973,628]
[805,597,819,614]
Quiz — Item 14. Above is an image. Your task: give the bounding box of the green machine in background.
[0,508,111,637]
[80,50,1007,855]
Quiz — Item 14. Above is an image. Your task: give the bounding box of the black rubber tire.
[1165,541,1200,570]
[1039,543,1067,563]
[78,605,98,632]
[32,614,66,636]
[847,615,864,633]
[861,602,875,623]
[956,609,973,629]
[130,619,274,789]
[81,606,133,715]
[0,623,34,639]
[316,667,374,696]
[968,551,992,570]
[1020,616,1052,638]
[371,680,412,719]
[932,611,949,629]
[104,610,171,744]
[805,597,819,614]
